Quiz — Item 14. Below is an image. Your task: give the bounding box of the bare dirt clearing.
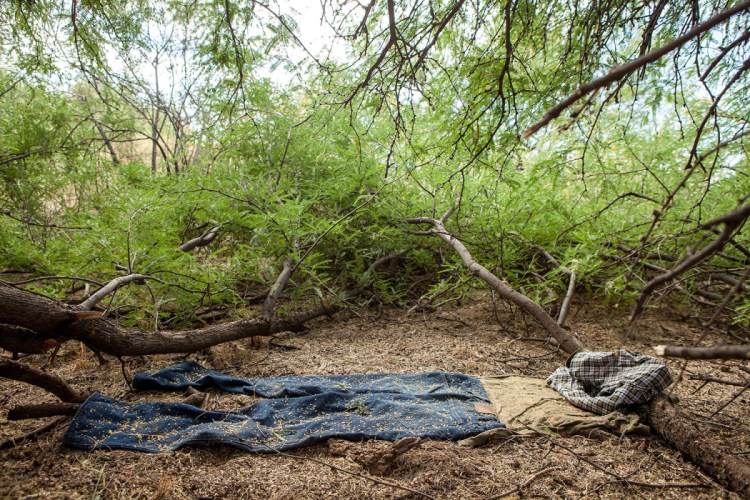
[1,294,748,499]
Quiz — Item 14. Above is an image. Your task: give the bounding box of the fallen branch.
[271,449,438,500]
[653,344,750,360]
[0,358,86,403]
[523,1,750,137]
[7,402,81,420]
[648,394,750,496]
[0,417,68,450]
[0,282,338,357]
[689,374,748,387]
[487,466,558,499]
[405,210,583,354]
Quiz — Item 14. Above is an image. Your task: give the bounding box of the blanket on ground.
[63,362,504,453]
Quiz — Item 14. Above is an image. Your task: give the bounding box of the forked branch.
[405,212,583,354]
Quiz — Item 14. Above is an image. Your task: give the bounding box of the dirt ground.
[1,294,749,499]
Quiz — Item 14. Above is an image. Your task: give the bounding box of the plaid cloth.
[546,350,673,415]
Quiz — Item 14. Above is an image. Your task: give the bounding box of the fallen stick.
[653,344,750,360]
[0,417,68,450]
[0,358,86,403]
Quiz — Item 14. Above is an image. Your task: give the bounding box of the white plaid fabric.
[546,350,673,415]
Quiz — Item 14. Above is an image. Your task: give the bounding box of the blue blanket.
[63,362,503,453]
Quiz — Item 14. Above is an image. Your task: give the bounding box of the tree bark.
[0,283,337,357]
[7,402,81,421]
[648,394,750,496]
[653,344,750,360]
[79,273,148,310]
[0,358,86,403]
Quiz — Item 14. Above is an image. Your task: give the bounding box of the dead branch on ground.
[0,417,69,450]
[649,394,750,496]
[7,402,81,420]
[654,344,750,360]
[0,358,86,403]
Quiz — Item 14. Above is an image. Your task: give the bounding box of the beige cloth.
[459,376,649,447]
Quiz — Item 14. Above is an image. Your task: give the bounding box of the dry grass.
[1,293,748,498]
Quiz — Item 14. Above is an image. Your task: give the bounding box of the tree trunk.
[648,394,750,496]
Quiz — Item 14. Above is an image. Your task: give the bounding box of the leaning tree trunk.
[405,210,584,354]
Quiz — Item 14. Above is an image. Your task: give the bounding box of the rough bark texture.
[0,283,338,357]
[648,394,750,496]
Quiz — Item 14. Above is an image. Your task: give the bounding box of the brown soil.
[1,294,749,499]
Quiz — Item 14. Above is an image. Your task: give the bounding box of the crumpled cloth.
[546,350,673,415]
[458,375,650,447]
[63,362,503,453]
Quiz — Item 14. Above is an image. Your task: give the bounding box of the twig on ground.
[486,465,558,499]
[270,450,438,500]
[0,417,69,450]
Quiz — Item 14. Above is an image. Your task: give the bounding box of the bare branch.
[261,259,295,320]
[0,357,86,403]
[405,214,583,354]
[79,274,149,311]
[177,226,222,252]
[0,283,338,357]
[524,1,750,137]
[654,344,750,360]
[632,202,750,321]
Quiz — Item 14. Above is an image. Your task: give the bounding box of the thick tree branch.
[7,402,81,421]
[653,344,750,360]
[0,358,86,403]
[649,394,750,495]
[0,283,338,357]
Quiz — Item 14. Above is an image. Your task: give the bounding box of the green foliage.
[1,1,749,329]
